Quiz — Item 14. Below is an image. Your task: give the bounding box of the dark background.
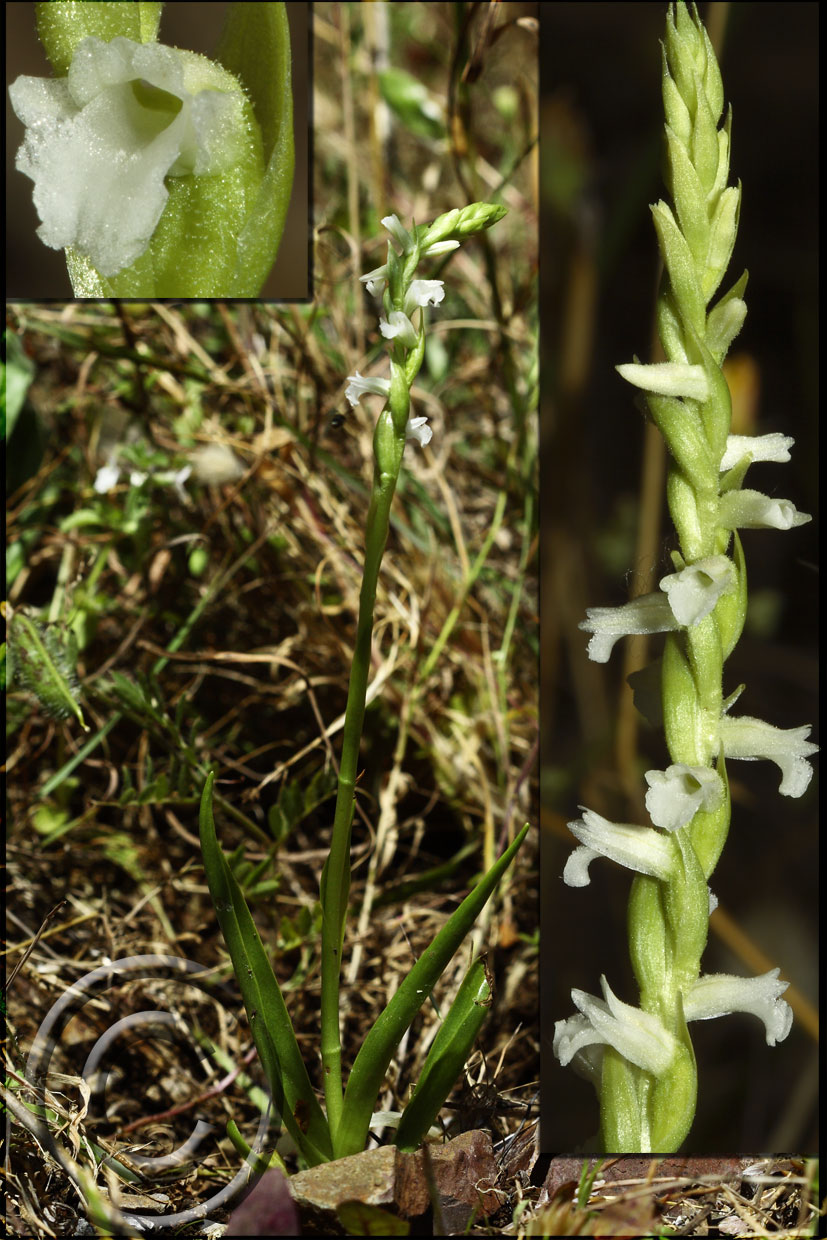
[540,3,818,1154]
[5,1,310,299]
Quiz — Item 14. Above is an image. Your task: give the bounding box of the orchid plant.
[199,203,529,1167]
[554,3,817,1152]
[8,1,293,297]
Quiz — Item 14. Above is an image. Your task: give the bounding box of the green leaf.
[394,956,491,1152]
[199,771,333,1165]
[36,0,163,75]
[7,611,88,731]
[335,823,530,1157]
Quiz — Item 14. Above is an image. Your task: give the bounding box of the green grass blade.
[199,771,333,1165]
[335,822,530,1157]
[394,956,491,1152]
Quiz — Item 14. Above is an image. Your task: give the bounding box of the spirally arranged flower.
[555,3,817,1153]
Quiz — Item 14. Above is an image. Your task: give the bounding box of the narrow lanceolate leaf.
[8,611,88,730]
[394,955,492,1152]
[199,772,333,1165]
[335,822,530,1158]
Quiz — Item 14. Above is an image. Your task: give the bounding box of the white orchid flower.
[405,416,432,447]
[644,764,725,831]
[683,970,793,1046]
[554,976,679,1076]
[719,489,812,531]
[659,555,736,626]
[345,371,392,409]
[9,36,249,277]
[379,310,419,349]
[563,808,675,887]
[579,592,679,663]
[720,434,794,471]
[405,279,445,312]
[718,714,818,798]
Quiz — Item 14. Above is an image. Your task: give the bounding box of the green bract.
[9,1,293,296]
[555,2,816,1152]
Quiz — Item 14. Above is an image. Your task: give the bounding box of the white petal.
[617,361,709,402]
[685,970,793,1045]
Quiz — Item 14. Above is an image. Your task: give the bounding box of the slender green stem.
[320,446,402,1139]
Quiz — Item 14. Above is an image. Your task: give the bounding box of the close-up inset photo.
[6,1,309,299]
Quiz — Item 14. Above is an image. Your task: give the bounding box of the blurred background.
[541,3,818,1153]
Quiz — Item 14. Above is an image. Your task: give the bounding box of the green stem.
[319,426,403,1139]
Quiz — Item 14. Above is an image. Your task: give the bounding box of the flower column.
[553,3,816,1152]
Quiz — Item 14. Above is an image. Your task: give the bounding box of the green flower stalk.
[554,3,817,1152]
[200,202,529,1167]
[8,1,293,296]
